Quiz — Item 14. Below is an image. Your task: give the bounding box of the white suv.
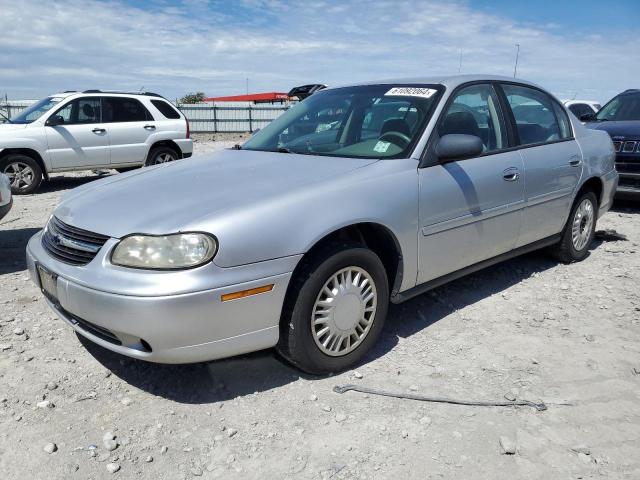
[0,91,193,194]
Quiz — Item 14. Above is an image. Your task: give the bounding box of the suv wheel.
[549,190,597,263]
[146,146,179,166]
[277,242,389,374]
[0,154,43,195]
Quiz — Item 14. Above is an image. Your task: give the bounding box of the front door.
[44,97,109,169]
[417,83,525,284]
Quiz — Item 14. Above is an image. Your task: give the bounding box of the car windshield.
[10,96,64,124]
[242,84,442,159]
[595,92,640,121]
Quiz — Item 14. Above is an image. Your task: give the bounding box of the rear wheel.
[145,146,179,166]
[0,154,43,195]
[549,191,597,263]
[277,242,389,374]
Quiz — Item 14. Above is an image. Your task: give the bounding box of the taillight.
[185,118,190,139]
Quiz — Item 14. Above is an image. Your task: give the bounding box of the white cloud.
[0,0,637,103]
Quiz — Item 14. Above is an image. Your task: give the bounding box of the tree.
[179,92,206,104]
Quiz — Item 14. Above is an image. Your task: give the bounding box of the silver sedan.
[26,75,618,374]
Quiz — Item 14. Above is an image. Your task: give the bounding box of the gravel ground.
[1,142,639,479]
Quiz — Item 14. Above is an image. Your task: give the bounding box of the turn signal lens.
[221,284,274,302]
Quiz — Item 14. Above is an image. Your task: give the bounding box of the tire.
[277,242,389,375]
[549,190,598,263]
[0,154,43,195]
[145,146,179,166]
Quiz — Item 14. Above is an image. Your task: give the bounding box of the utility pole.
[246,78,249,95]
[513,44,520,78]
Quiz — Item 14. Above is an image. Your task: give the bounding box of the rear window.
[151,99,181,119]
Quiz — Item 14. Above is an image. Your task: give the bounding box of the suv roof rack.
[81,89,163,97]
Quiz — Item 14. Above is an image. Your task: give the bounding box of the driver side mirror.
[46,115,64,127]
[435,134,483,163]
[579,113,595,122]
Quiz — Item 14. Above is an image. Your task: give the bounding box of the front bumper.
[27,231,296,363]
[616,172,640,198]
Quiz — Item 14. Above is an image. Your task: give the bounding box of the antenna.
[139,86,145,93]
[458,49,462,73]
[513,44,520,78]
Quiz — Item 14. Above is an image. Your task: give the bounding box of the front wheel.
[0,154,43,195]
[277,243,389,374]
[549,191,598,263]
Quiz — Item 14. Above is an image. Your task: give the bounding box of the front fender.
[186,159,420,292]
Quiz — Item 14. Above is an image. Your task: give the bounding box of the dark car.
[584,89,640,197]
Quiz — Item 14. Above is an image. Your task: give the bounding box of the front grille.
[42,217,110,266]
[613,141,622,152]
[623,141,637,153]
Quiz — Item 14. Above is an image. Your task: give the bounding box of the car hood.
[55,149,377,238]
[586,121,640,138]
[0,123,28,133]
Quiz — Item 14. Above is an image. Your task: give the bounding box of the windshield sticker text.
[373,141,391,153]
[385,87,437,99]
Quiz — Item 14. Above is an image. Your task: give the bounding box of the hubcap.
[311,266,377,357]
[153,152,174,164]
[571,198,594,251]
[4,162,34,190]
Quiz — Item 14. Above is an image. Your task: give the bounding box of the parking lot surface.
[1,140,639,479]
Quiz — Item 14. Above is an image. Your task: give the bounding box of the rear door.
[44,97,109,169]
[417,83,525,283]
[499,84,582,246]
[102,97,155,166]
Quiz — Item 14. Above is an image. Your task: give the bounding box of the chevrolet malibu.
[27,75,618,374]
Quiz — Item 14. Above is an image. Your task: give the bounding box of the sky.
[1,0,638,103]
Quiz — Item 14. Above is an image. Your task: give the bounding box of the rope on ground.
[333,384,571,412]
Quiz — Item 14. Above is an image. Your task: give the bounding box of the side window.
[438,84,507,153]
[502,84,565,146]
[151,99,181,119]
[103,97,152,123]
[552,103,572,139]
[51,98,101,125]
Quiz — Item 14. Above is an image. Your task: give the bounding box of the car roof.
[328,74,546,91]
[51,90,163,99]
[563,99,600,105]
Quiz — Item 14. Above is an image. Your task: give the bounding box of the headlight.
[111,233,217,270]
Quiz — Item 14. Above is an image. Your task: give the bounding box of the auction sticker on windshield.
[385,87,437,99]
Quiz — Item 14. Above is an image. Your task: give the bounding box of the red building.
[204,92,289,104]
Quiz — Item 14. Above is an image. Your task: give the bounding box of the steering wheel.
[378,131,411,148]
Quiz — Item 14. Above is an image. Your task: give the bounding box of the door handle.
[502,168,520,182]
[92,128,106,134]
[569,158,582,167]
[144,124,156,130]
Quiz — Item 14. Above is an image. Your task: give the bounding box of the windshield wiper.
[277,147,292,153]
